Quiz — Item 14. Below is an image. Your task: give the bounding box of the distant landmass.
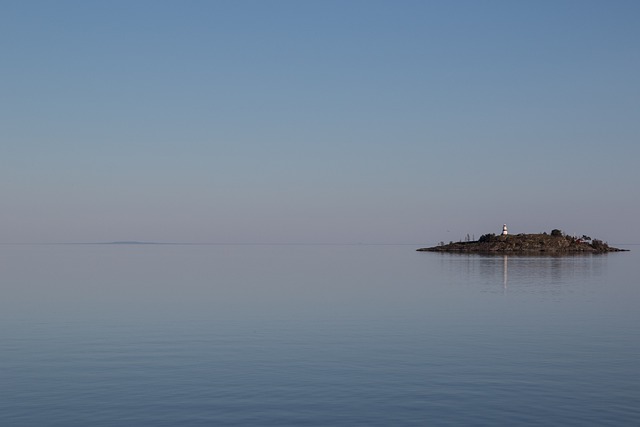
[418,229,628,254]
[102,241,159,245]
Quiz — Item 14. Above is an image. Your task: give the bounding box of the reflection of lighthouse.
[501,224,508,236]
[503,255,508,292]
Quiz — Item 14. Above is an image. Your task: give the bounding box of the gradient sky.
[2,0,639,244]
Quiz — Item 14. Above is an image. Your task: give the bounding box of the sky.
[2,0,639,244]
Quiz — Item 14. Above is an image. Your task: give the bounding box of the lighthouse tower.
[501,224,508,236]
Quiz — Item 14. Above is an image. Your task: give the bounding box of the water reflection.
[438,253,607,296]
[503,255,508,293]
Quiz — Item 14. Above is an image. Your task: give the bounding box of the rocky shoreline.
[418,230,628,254]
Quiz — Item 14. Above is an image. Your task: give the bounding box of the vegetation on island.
[418,229,628,254]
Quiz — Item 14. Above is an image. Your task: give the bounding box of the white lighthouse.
[501,224,508,236]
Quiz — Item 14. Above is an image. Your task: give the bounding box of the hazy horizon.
[3,1,639,245]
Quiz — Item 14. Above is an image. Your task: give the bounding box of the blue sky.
[2,0,639,244]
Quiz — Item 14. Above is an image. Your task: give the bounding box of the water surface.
[1,244,638,425]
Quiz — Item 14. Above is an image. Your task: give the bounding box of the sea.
[1,243,638,426]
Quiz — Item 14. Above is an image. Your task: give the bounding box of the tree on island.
[478,233,497,242]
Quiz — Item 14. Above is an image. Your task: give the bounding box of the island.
[417,227,628,254]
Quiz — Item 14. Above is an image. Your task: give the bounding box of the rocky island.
[418,227,628,254]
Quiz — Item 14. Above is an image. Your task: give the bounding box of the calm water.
[1,244,638,426]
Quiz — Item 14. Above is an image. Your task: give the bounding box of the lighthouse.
[501,224,508,236]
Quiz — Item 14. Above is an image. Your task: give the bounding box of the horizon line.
[0,241,638,247]
[0,241,429,246]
